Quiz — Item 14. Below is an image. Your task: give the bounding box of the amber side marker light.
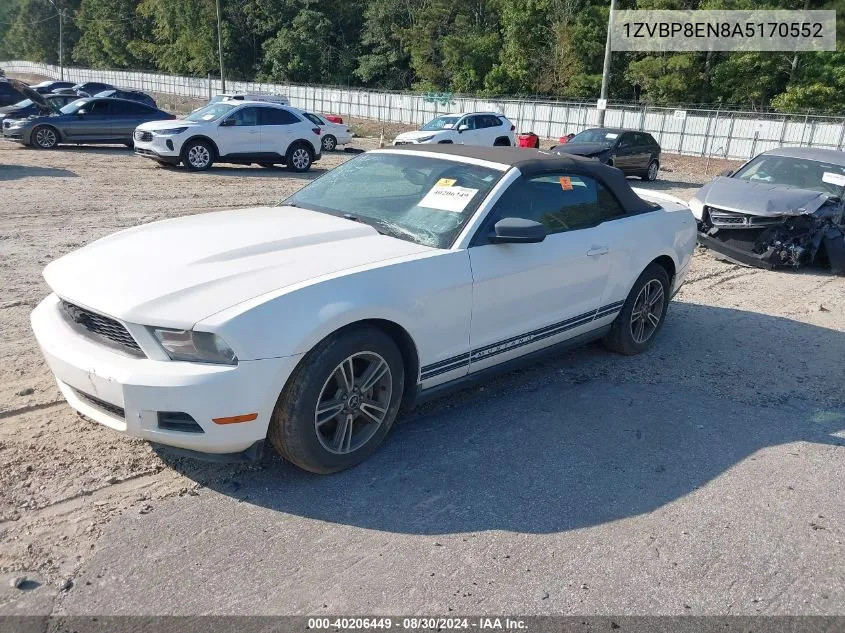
[212,413,259,425]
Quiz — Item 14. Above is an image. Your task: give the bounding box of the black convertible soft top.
[387,144,657,213]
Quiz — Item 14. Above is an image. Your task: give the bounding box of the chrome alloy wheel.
[314,352,392,455]
[291,147,310,170]
[630,279,665,344]
[647,160,659,180]
[187,144,211,169]
[35,127,57,148]
[322,135,336,151]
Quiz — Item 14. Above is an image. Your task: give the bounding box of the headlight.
[8,120,25,128]
[416,135,435,142]
[150,328,237,365]
[150,127,188,136]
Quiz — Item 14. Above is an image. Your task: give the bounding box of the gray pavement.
[52,378,845,615]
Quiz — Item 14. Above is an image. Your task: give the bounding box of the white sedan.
[32,146,696,473]
[302,111,353,152]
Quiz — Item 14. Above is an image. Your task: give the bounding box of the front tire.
[268,326,404,474]
[181,139,214,171]
[286,142,313,172]
[321,134,337,152]
[32,125,59,149]
[603,263,670,355]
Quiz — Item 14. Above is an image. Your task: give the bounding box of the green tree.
[73,0,146,68]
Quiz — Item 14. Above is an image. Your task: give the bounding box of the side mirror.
[489,218,546,244]
[457,124,469,133]
[76,109,87,116]
[719,169,733,177]
[220,118,234,127]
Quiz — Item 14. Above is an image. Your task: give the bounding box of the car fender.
[196,250,474,377]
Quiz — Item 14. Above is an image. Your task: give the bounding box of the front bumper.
[134,135,181,163]
[32,293,300,455]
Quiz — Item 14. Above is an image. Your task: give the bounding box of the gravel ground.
[0,136,843,616]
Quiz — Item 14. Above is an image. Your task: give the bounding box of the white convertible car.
[32,146,696,473]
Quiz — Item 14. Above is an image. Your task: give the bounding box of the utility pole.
[597,0,616,127]
[46,0,64,80]
[216,0,225,92]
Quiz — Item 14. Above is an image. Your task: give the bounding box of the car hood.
[395,130,448,141]
[136,118,200,131]
[6,78,50,108]
[44,206,434,329]
[693,177,836,217]
[553,142,611,157]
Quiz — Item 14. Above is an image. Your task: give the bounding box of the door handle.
[587,245,609,257]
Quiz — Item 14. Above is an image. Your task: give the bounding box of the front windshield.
[59,99,88,114]
[421,116,460,132]
[283,152,503,248]
[732,155,845,196]
[569,129,620,144]
[186,102,235,122]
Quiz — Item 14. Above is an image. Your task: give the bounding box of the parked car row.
[1,79,355,172]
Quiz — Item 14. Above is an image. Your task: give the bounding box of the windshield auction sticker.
[419,186,479,212]
[611,10,836,52]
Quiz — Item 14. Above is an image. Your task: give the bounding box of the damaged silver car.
[690,147,845,275]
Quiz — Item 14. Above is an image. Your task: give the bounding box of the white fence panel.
[4,59,845,161]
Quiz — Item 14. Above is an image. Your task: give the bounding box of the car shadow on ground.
[192,165,328,180]
[157,303,845,535]
[0,164,77,180]
[49,145,132,156]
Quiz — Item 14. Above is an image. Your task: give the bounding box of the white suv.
[393,112,515,147]
[133,101,321,172]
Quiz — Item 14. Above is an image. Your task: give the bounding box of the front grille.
[59,300,144,357]
[75,389,125,419]
[134,130,153,142]
[707,207,784,229]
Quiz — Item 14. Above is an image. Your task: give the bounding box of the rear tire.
[268,326,404,474]
[321,135,337,152]
[181,139,214,171]
[286,142,313,172]
[642,159,659,181]
[31,125,59,149]
[603,263,670,356]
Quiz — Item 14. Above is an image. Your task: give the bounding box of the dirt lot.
[1,136,844,616]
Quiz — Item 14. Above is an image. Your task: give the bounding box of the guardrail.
[4,59,845,161]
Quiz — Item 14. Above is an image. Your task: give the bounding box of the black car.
[0,93,78,131]
[3,96,174,149]
[95,89,157,108]
[0,78,26,107]
[71,81,115,97]
[29,80,76,94]
[553,128,661,181]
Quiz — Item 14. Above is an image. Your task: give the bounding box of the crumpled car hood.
[553,142,610,157]
[695,177,835,217]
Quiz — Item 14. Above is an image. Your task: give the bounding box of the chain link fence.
[4,60,845,162]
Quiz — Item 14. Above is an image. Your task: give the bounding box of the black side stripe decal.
[420,299,625,380]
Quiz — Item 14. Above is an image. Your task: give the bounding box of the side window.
[475,115,493,129]
[259,107,301,125]
[225,106,260,126]
[111,101,151,115]
[486,173,624,237]
[87,100,111,115]
[617,133,633,149]
[459,116,476,130]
